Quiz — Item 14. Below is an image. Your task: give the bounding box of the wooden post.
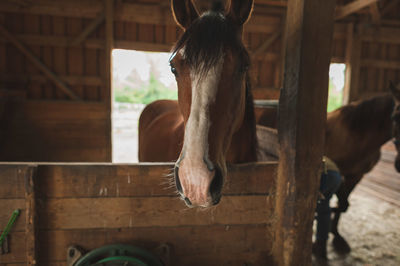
[23,166,38,265]
[274,0,335,265]
[346,25,362,102]
[343,23,354,104]
[104,0,114,162]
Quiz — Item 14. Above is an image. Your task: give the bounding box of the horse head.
[170,0,254,207]
[389,81,400,172]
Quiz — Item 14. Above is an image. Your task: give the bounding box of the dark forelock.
[172,7,249,76]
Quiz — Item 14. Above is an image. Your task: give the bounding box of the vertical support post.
[274,0,336,265]
[105,0,114,162]
[24,166,37,265]
[343,23,354,104]
[347,26,362,102]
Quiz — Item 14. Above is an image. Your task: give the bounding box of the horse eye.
[171,66,178,76]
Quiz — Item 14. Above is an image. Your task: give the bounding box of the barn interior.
[0,0,399,265]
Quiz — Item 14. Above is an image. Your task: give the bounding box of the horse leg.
[331,175,362,253]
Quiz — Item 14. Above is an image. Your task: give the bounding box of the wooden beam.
[0,34,104,49]
[0,75,104,86]
[251,29,282,57]
[23,166,38,265]
[0,0,102,18]
[369,2,381,24]
[274,0,335,265]
[70,12,105,46]
[115,40,172,52]
[335,0,379,20]
[361,27,400,44]
[343,23,354,104]
[360,59,400,69]
[104,0,113,162]
[0,1,282,34]
[0,34,281,60]
[257,0,288,7]
[0,24,81,100]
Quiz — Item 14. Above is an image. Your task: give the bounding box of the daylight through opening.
[328,63,346,112]
[112,49,177,163]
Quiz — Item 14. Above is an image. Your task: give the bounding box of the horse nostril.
[174,166,183,194]
[209,167,223,203]
[184,197,192,206]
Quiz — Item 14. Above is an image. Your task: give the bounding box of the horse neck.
[226,76,258,163]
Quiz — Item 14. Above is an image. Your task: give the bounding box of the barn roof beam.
[251,28,282,57]
[0,1,282,34]
[369,2,381,24]
[335,0,379,20]
[0,24,81,101]
[70,11,105,46]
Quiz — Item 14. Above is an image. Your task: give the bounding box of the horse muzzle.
[174,160,223,208]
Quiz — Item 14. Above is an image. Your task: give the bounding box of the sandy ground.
[313,185,400,266]
[113,103,400,266]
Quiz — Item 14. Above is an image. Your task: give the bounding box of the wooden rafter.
[251,29,282,57]
[70,11,105,46]
[0,24,81,100]
[335,0,379,20]
[0,1,282,34]
[369,2,381,24]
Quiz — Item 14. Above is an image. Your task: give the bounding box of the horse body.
[325,94,394,178]
[138,100,184,162]
[323,93,396,252]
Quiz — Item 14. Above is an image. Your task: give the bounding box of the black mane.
[171,7,249,76]
[339,94,394,132]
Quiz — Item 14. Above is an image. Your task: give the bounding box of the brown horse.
[139,0,257,207]
[321,83,400,253]
[255,83,400,253]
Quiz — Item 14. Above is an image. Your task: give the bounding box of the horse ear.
[389,81,400,103]
[171,0,199,30]
[226,0,254,26]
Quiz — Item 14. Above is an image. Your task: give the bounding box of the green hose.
[74,244,164,266]
[0,209,20,246]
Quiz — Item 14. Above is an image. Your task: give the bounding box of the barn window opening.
[112,49,177,163]
[327,63,346,112]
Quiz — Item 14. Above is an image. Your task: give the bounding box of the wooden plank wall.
[0,0,398,161]
[0,162,277,265]
[0,0,110,162]
[355,26,400,100]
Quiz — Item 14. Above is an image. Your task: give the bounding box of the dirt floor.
[113,103,400,266]
[313,185,400,266]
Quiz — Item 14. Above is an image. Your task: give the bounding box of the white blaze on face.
[178,56,224,206]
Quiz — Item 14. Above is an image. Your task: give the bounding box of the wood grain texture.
[0,102,109,162]
[0,162,276,198]
[24,167,37,265]
[0,162,276,265]
[39,196,273,230]
[274,0,336,265]
[2,225,274,265]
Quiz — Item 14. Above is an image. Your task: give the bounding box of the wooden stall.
[1,0,398,265]
[0,162,277,265]
[0,0,399,161]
